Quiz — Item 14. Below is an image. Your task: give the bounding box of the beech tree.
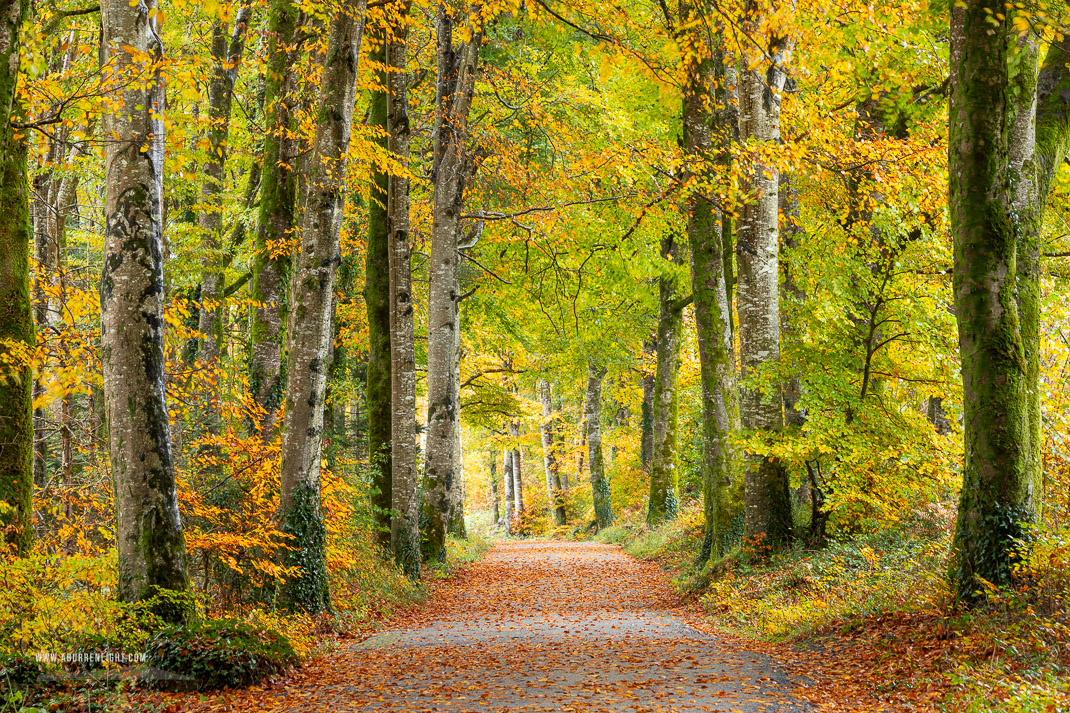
[539,379,566,525]
[0,0,32,555]
[948,0,1070,601]
[423,3,485,561]
[586,364,613,530]
[278,0,368,613]
[366,6,393,548]
[682,2,740,563]
[387,0,420,578]
[100,0,189,616]
[736,10,794,549]
[646,235,687,525]
[249,0,301,437]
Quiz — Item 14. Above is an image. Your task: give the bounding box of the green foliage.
[143,618,298,691]
[278,482,330,615]
[0,652,40,688]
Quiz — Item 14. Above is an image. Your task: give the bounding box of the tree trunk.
[278,1,367,614]
[946,2,1070,601]
[779,173,805,430]
[489,457,501,527]
[512,445,524,517]
[926,397,951,436]
[0,0,33,555]
[647,237,685,526]
[100,0,189,617]
[422,7,484,562]
[449,306,467,536]
[576,394,587,478]
[586,364,613,530]
[683,13,740,564]
[539,379,566,525]
[639,340,655,470]
[366,12,393,548]
[502,447,514,528]
[737,23,793,550]
[249,0,302,438]
[386,1,420,578]
[1016,32,1070,518]
[198,1,253,436]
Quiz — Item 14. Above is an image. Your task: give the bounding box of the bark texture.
[1016,31,1070,515]
[366,13,392,546]
[422,7,484,562]
[502,447,514,528]
[198,1,253,430]
[100,0,189,617]
[386,2,420,578]
[683,14,740,564]
[946,3,1070,600]
[737,24,793,549]
[278,1,367,613]
[586,364,613,530]
[647,236,685,525]
[0,0,33,555]
[539,379,566,525]
[489,457,500,527]
[249,0,301,437]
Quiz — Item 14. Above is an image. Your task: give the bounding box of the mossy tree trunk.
[737,17,793,550]
[0,0,33,555]
[948,3,1070,602]
[1017,31,1070,517]
[422,7,484,562]
[682,9,741,564]
[639,339,655,470]
[647,235,687,526]
[100,0,189,618]
[278,0,367,614]
[449,307,467,537]
[586,364,613,530]
[386,0,420,578]
[366,11,393,548]
[249,0,302,438]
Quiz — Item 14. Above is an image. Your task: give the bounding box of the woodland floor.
[167,541,817,712]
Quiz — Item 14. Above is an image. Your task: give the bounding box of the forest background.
[2,0,1070,710]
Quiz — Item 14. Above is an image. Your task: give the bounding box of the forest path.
[246,541,810,712]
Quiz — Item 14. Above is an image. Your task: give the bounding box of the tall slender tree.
[366,6,393,547]
[647,235,687,525]
[387,0,420,578]
[502,447,514,528]
[249,0,302,437]
[280,0,368,612]
[423,5,485,561]
[736,13,793,549]
[539,379,566,525]
[100,0,189,617]
[682,3,740,564]
[0,0,33,555]
[586,364,613,530]
[198,1,254,434]
[278,0,367,613]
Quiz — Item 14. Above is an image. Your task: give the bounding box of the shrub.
[143,618,298,691]
[0,651,42,687]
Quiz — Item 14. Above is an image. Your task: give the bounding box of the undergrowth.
[598,499,1070,712]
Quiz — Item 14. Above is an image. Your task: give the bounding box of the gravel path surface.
[250,540,812,712]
